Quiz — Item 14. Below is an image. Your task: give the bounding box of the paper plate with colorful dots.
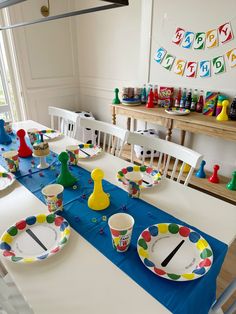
[37,129,63,141]
[0,213,70,263]
[117,165,162,188]
[165,108,190,116]
[0,172,15,191]
[78,144,102,159]
[137,223,213,281]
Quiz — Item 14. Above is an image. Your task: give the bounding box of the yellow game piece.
[88,168,110,211]
[216,100,229,121]
[180,163,191,173]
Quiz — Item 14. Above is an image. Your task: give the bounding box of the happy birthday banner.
[154,47,236,78]
[172,22,233,49]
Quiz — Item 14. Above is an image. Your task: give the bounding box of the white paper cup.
[108,213,134,252]
[66,145,79,165]
[2,150,19,172]
[42,184,64,212]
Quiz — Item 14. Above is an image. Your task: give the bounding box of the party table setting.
[0,119,235,314]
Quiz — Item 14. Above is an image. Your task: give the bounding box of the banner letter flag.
[172,27,185,45]
[162,54,175,70]
[226,48,236,68]
[182,32,195,49]
[193,32,206,50]
[154,47,166,64]
[206,29,218,48]
[199,60,211,78]
[173,59,186,76]
[212,56,225,74]
[185,61,197,78]
[218,22,233,44]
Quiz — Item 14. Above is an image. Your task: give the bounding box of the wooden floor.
[121,145,236,311]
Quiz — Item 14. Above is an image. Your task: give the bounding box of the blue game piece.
[195,160,206,178]
[0,119,12,145]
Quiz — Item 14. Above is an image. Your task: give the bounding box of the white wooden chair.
[0,105,12,121]
[78,118,129,157]
[126,132,203,186]
[209,278,236,314]
[48,106,80,139]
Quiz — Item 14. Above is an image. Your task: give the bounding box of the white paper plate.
[0,213,70,263]
[0,172,15,191]
[78,144,102,159]
[137,223,213,281]
[40,130,63,141]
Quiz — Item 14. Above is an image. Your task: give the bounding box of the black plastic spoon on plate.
[26,229,47,251]
[161,239,185,267]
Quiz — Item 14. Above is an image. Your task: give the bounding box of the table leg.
[112,106,116,125]
[180,130,186,146]
[127,117,131,131]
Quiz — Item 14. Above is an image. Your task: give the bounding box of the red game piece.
[146,88,154,108]
[17,129,32,158]
[208,164,220,183]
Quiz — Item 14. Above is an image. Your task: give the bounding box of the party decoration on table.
[108,213,134,252]
[78,143,102,159]
[0,213,70,263]
[172,27,185,45]
[32,135,50,169]
[216,100,229,121]
[112,88,121,104]
[2,150,19,173]
[212,56,225,75]
[195,160,206,179]
[226,171,236,191]
[146,88,154,108]
[203,92,218,116]
[127,176,142,198]
[185,61,197,78]
[208,165,220,184]
[0,119,12,145]
[165,108,190,116]
[137,223,213,281]
[173,59,186,76]
[56,152,77,187]
[17,129,32,157]
[199,60,211,78]
[161,53,175,70]
[66,145,79,165]
[42,184,64,212]
[0,171,15,191]
[182,31,194,49]
[193,32,206,50]
[218,22,233,44]
[88,168,110,211]
[226,48,236,68]
[117,165,161,189]
[154,47,166,64]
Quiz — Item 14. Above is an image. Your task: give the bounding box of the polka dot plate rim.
[0,213,70,263]
[137,223,213,281]
[165,108,190,116]
[117,165,162,189]
[0,171,15,191]
[77,143,102,159]
[37,129,63,142]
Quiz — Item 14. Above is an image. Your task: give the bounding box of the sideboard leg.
[180,130,186,145]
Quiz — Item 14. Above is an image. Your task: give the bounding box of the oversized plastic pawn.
[17,129,32,157]
[226,171,236,191]
[56,152,77,187]
[112,88,121,104]
[0,119,12,145]
[216,100,229,121]
[195,160,206,178]
[88,168,110,211]
[146,88,154,108]
[208,164,220,184]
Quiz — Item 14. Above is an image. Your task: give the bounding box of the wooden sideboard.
[111,104,236,204]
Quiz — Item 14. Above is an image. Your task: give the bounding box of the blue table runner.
[0,135,228,314]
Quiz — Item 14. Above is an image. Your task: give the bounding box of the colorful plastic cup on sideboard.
[2,150,19,173]
[108,213,134,252]
[27,128,39,145]
[42,184,64,213]
[66,145,79,165]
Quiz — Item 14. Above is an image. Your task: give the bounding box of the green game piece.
[112,88,121,104]
[56,152,77,187]
[226,171,236,191]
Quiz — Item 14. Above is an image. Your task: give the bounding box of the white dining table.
[0,120,236,314]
